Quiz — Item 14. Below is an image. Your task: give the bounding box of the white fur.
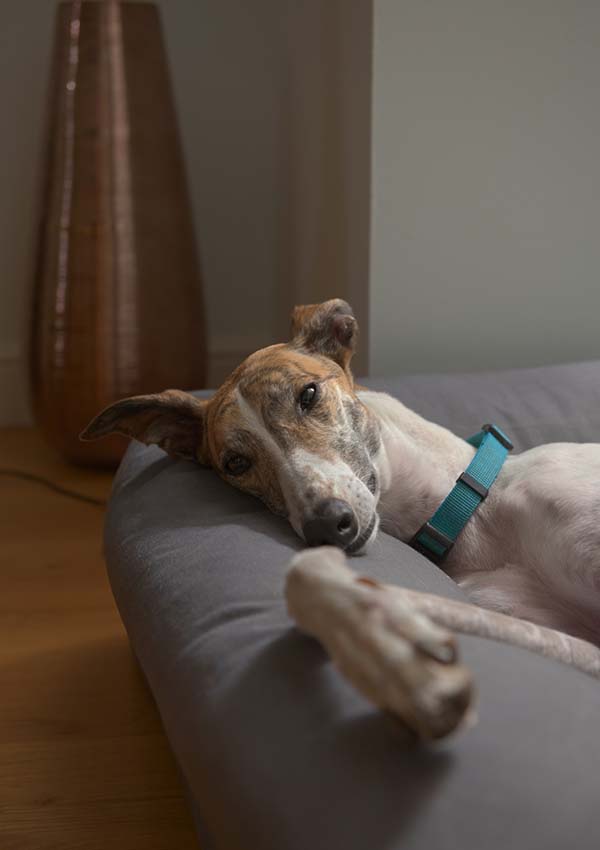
[285,546,600,738]
[282,390,600,739]
[235,388,299,527]
[235,388,286,464]
[358,389,600,644]
[230,379,600,739]
[235,388,377,541]
[288,447,378,541]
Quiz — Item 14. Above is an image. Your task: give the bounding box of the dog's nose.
[302,499,358,548]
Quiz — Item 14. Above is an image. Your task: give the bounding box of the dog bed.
[105,360,600,850]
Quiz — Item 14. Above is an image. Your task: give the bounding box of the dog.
[82,298,600,738]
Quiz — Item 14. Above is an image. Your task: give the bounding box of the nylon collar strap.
[410,424,513,565]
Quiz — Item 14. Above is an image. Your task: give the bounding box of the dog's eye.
[225,455,251,476]
[299,383,318,412]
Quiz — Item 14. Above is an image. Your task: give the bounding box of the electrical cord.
[0,468,108,507]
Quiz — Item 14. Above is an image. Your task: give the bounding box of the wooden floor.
[0,429,199,850]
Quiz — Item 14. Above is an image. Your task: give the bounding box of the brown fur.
[81,300,382,538]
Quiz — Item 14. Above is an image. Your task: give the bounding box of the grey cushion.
[105,360,600,850]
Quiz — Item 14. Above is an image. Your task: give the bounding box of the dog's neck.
[358,391,476,543]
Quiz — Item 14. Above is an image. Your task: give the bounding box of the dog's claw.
[416,634,457,665]
[286,547,475,740]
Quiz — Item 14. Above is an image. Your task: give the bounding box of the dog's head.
[81,299,383,552]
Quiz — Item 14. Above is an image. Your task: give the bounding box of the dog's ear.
[80,389,210,464]
[290,299,357,373]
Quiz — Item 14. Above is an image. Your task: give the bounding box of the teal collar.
[410,423,513,565]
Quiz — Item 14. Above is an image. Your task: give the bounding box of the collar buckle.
[481,423,514,451]
[410,521,454,565]
[457,471,489,499]
[409,422,513,566]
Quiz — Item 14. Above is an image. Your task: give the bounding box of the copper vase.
[31,0,206,467]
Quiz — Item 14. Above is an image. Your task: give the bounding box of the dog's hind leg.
[285,547,600,741]
[399,586,600,680]
[285,547,475,740]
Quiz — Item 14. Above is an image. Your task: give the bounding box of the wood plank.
[0,429,199,849]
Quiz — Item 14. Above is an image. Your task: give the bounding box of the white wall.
[370,0,600,376]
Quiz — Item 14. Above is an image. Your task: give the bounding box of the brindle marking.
[81,300,382,546]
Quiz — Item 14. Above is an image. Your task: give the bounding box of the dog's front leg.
[285,547,474,740]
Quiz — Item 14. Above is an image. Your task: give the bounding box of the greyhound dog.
[82,299,600,739]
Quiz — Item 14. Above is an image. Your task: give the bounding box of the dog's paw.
[286,547,475,740]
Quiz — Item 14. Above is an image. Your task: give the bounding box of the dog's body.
[82,299,600,738]
[362,388,600,645]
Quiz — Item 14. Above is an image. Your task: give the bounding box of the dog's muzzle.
[302,498,358,549]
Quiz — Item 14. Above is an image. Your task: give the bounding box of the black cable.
[0,468,107,507]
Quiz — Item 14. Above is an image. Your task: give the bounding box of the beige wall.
[166,0,371,380]
[0,0,286,423]
[162,0,285,382]
[277,0,371,373]
[0,0,370,425]
[0,1,55,424]
[6,1,600,426]
[370,0,600,376]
